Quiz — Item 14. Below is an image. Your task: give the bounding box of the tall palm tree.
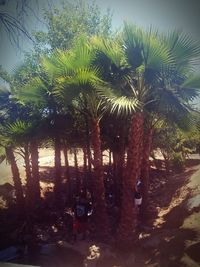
[42,40,110,238]
[0,129,25,212]
[91,30,170,242]
[16,64,66,205]
[0,87,26,212]
[2,118,42,207]
[93,25,200,243]
[139,30,200,218]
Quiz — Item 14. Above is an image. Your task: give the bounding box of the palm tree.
[92,25,200,243]
[0,87,26,212]
[2,118,42,206]
[16,63,66,205]
[4,145,25,211]
[42,40,110,238]
[139,30,200,218]
[0,142,24,214]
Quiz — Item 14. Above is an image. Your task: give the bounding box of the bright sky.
[0,0,200,72]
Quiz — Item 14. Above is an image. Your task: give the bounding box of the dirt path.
[137,163,200,267]
[1,155,200,267]
[34,162,200,267]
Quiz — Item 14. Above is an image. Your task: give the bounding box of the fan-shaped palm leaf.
[96,84,140,116]
[5,120,33,141]
[17,77,49,106]
[161,30,200,71]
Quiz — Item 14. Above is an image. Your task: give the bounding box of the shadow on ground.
[136,163,200,267]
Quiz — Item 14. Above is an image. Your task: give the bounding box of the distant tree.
[34,0,112,51]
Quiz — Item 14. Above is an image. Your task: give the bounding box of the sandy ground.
[0,148,111,186]
[1,150,200,266]
[136,162,200,267]
[0,148,77,185]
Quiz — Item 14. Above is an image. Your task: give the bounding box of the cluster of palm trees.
[0,24,200,244]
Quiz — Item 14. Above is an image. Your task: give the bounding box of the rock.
[84,243,118,267]
[84,245,101,267]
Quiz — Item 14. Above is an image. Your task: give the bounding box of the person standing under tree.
[73,191,92,241]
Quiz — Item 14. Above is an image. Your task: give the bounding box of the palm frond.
[123,23,144,69]
[91,36,126,68]
[52,84,82,106]
[5,120,32,138]
[96,84,140,116]
[17,77,48,106]
[123,23,174,86]
[182,74,200,89]
[81,93,106,120]
[156,87,192,116]
[162,30,200,70]
[42,41,97,81]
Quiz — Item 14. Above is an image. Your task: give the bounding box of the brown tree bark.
[5,146,25,211]
[117,112,144,244]
[73,147,80,194]
[84,115,92,174]
[115,135,125,207]
[82,146,88,190]
[54,135,62,205]
[91,118,109,239]
[140,127,153,219]
[108,149,112,169]
[63,143,70,181]
[24,143,33,206]
[63,144,72,205]
[30,139,40,203]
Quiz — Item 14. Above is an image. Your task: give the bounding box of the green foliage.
[33,0,112,51]
[170,152,185,173]
[0,66,11,83]
[97,84,140,116]
[123,23,173,72]
[5,120,33,139]
[161,30,200,71]
[153,116,200,173]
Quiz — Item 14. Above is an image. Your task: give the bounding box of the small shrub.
[170,152,185,173]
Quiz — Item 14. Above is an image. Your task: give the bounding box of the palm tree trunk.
[109,149,112,168]
[73,147,80,194]
[85,115,92,173]
[83,146,87,173]
[5,146,24,211]
[54,135,62,205]
[91,118,109,239]
[115,136,125,207]
[117,112,144,244]
[113,150,118,179]
[30,139,40,203]
[24,143,32,206]
[63,143,69,181]
[63,144,72,205]
[83,146,88,190]
[140,127,153,219]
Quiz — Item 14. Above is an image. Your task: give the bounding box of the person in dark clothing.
[73,192,92,240]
